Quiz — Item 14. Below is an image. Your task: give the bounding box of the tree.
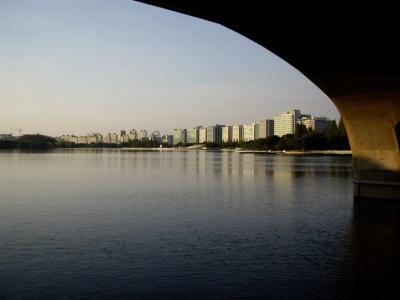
[295,123,308,137]
[18,134,57,149]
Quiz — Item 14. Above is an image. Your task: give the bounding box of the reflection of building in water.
[221,152,233,178]
[271,155,295,200]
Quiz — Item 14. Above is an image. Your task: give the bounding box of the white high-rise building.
[222,126,232,143]
[243,123,255,142]
[94,133,103,143]
[206,126,216,143]
[87,134,97,144]
[77,136,88,144]
[151,130,161,143]
[110,133,119,144]
[188,126,202,144]
[206,125,224,144]
[119,130,129,143]
[70,136,78,144]
[232,125,243,142]
[104,133,119,144]
[274,109,310,137]
[162,134,173,145]
[128,129,138,141]
[199,127,207,143]
[173,129,187,145]
[254,119,274,139]
[298,116,332,133]
[138,130,148,141]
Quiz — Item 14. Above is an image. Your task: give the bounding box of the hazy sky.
[1,0,339,136]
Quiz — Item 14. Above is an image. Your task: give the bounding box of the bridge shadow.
[345,198,400,298]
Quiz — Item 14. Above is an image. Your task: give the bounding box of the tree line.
[0,134,57,150]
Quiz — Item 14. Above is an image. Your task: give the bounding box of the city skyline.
[55,108,333,146]
[1,0,339,136]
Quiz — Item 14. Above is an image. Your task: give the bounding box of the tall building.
[215,125,224,144]
[274,109,310,137]
[77,136,88,144]
[173,129,187,145]
[206,125,224,144]
[128,129,138,141]
[313,117,332,133]
[162,134,173,145]
[138,130,148,141]
[206,126,216,143]
[60,135,70,143]
[119,130,129,143]
[151,130,161,143]
[199,127,207,143]
[188,126,202,144]
[110,133,119,144]
[93,133,103,143]
[298,116,332,133]
[232,125,243,142]
[87,134,97,144]
[222,126,233,143]
[243,123,255,142]
[255,119,274,139]
[69,136,78,144]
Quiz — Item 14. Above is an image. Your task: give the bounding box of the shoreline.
[1,148,352,156]
[233,149,352,155]
[117,147,352,156]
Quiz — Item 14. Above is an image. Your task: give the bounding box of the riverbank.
[233,149,352,155]
[120,147,351,155]
[1,147,352,156]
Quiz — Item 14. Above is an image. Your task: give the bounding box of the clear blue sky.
[0,0,339,136]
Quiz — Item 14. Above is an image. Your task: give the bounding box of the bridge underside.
[137,1,400,200]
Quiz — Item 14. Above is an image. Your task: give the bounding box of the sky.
[0,0,339,136]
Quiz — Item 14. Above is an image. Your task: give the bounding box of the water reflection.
[1,149,398,299]
[345,198,400,298]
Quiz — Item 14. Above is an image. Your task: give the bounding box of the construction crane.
[10,128,23,136]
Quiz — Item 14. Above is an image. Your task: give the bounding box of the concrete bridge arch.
[137,1,400,200]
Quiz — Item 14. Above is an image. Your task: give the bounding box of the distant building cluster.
[60,130,167,145]
[58,109,332,145]
[274,109,331,137]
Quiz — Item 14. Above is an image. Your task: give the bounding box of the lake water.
[1,149,399,299]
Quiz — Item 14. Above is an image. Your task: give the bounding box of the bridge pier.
[333,91,400,200]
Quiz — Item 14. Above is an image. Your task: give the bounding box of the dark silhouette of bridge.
[136,1,400,200]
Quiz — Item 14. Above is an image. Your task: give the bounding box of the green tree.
[295,123,308,137]
[18,134,57,149]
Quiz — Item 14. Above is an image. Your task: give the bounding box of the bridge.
[136,1,400,200]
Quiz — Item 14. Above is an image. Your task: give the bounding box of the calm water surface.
[1,149,399,299]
